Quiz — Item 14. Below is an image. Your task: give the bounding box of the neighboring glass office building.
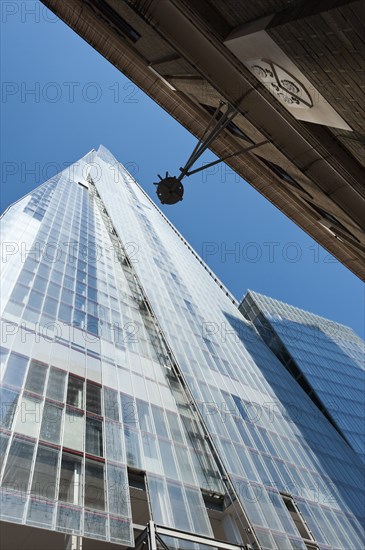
[239,291,365,464]
[0,146,364,550]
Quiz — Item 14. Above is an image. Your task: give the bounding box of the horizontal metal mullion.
[155,525,244,550]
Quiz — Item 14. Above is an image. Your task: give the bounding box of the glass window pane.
[167,482,191,531]
[85,459,105,511]
[56,503,81,535]
[0,347,9,377]
[0,490,26,522]
[174,445,195,485]
[61,288,74,305]
[58,453,82,505]
[23,257,38,273]
[73,309,86,329]
[76,281,86,296]
[59,304,72,324]
[270,492,301,535]
[69,348,86,379]
[63,408,84,452]
[84,510,107,540]
[86,382,101,415]
[66,375,84,409]
[146,475,171,526]
[86,354,101,383]
[124,426,142,469]
[88,287,97,301]
[14,395,42,439]
[0,387,19,429]
[24,360,48,395]
[43,296,58,316]
[142,434,161,474]
[105,420,124,462]
[235,479,265,526]
[2,436,35,491]
[31,445,59,500]
[298,502,327,544]
[137,400,154,432]
[151,405,169,438]
[28,290,43,310]
[109,516,133,545]
[87,316,99,336]
[103,387,120,421]
[121,393,137,426]
[18,269,34,286]
[166,411,184,444]
[185,487,212,536]
[85,416,103,457]
[46,367,66,402]
[33,276,47,293]
[0,433,10,466]
[4,299,23,317]
[38,264,50,279]
[48,282,61,300]
[3,352,28,388]
[40,402,63,444]
[75,295,86,310]
[27,498,55,528]
[158,440,178,480]
[10,283,29,304]
[107,463,130,516]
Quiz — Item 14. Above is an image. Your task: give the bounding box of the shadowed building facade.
[0,147,364,549]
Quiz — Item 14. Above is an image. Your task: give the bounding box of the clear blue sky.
[1,2,364,337]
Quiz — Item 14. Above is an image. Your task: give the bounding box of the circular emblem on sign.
[281,79,300,95]
[247,60,313,109]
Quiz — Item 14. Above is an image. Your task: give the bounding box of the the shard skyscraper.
[0,146,363,550]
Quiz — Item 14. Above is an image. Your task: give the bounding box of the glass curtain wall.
[0,146,364,549]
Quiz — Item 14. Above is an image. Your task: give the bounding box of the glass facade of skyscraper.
[239,291,365,464]
[0,146,364,549]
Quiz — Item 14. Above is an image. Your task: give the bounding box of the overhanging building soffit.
[126,0,364,200]
[40,0,365,280]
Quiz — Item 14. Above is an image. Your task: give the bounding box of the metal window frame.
[133,521,253,550]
